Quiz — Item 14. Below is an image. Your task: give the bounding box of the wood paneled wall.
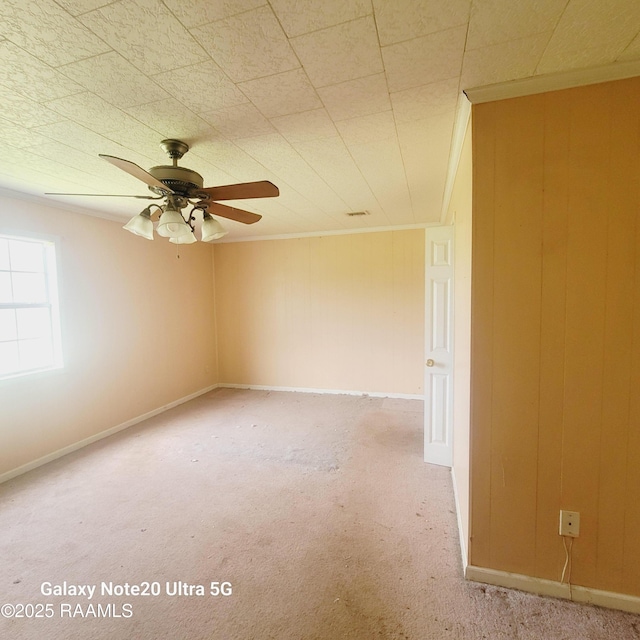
[214,230,425,395]
[471,77,640,596]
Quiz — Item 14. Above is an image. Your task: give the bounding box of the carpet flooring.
[1,388,639,639]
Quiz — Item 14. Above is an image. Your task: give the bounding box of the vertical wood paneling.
[470,105,496,566]
[560,84,610,588]
[489,96,544,573]
[596,80,638,591]
[535,89,570,579]
[471,77,640,597]
[624,210,640,594]
[214,229,424,395]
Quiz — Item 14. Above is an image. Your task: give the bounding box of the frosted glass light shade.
[123,209,154,240]
[156,208,191,238]
[169,229,197,244]
[201,214,228,242]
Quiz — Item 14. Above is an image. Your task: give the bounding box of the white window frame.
[0,232,64,381]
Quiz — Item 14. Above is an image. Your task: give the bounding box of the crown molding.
[464,59,640,104]
[440,94,471,224]
[217,221,441,243]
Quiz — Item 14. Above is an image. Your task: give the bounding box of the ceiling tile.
[190,6,298,83]
[290,16,383,87]
[382,26,467,92]
[162,0,266,29]
[0,86,66,128]
[271,109,338,144]
[26,140,114,177]
[0,0,637,238]
[346,138,414,224]
[0,118,49,148]
[33,121,156,169]
[0,0,111,67]
[166,153,237,189]
[536,0,640,75]
[152,61,248,114]
[44,92,139,134]
[229,194,320,228]
[317,73,391,122]
[235,133,350,215]
[291,135,384,214]
[200,103,275,139]
[269,0,371,37]
[391,78,459,124]
[466,0,566,50]
[397,113,455,223]
[257,190,331,221]
[266,188,345,229]
[53,0,115,17]
[238,69,322,118]
[79,0,208,74]
[0,41,83,102]
[0,167,87,197]
[373,0,471,46]
[335,111,397,147]
[618,31,640,61]
[101,121,179,162]
[190,138,282,183]
[462,32,550,89]
[7,147,106,188]
[59,52,169,109]
[125,98,215,139]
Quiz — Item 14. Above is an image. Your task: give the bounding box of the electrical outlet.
[559,510,580,537]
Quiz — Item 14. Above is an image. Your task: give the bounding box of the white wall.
[0,195,218,478]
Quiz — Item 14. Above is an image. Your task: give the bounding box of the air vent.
[346,211,370,217]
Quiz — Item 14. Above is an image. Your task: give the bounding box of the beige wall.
[214,230,425,395]
[0,195,218,477]
[449,116,473,564]
[470,77,640,596]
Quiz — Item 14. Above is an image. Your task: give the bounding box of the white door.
[424,226,454,466]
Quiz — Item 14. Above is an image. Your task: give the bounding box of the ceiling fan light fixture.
[169,228,197,244]
[123,207,154,240]
[201,213,228,242]
[156,206,191,238]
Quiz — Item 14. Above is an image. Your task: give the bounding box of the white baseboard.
[0,384,219,485]
[465,565,640,615]
[450,467,468,573]
[219,383,423,401]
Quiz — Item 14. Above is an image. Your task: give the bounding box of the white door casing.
[424,226,454,467]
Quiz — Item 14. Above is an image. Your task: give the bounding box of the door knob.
[426,359,435,367]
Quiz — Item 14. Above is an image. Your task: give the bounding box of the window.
[0,233,63,380]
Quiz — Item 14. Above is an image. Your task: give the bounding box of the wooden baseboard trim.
[465,565,640,614]
[0,384,219,485]
[450,468,468,572]
[219,383,423,401]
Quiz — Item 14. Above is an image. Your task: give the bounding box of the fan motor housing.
[148,165,204,195]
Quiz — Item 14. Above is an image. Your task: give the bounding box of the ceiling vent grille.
[346,211,370,217]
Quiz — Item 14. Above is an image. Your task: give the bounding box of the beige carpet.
[1,388,639,639]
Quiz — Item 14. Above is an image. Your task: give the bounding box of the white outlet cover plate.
[559,510,580,537]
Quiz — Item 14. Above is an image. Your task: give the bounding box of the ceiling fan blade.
[206,202,262,224]
[45,192,161,199]
[198,180,278,201]
[99,154,174,194]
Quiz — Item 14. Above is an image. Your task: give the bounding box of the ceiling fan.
[47,139,279,244]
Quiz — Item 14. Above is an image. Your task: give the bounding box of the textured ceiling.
[1,0,639,240]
